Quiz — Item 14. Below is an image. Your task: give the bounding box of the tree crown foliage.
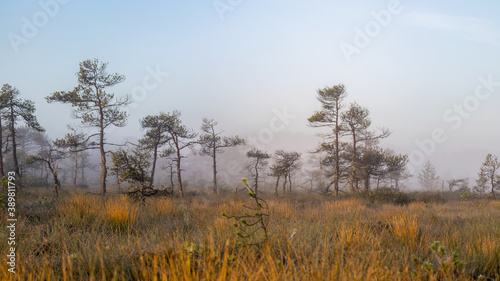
[418,160,440,191]
[46,58,130,129]
[110,148,152,190]
[0,84,44,132]
[199,118,245,156]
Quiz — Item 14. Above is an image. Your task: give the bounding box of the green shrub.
[413,191,447,203]
[359,187,412,205]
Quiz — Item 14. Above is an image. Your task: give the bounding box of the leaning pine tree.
[308,84,347,196]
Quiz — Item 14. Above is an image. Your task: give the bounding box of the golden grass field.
[1,188,499,280]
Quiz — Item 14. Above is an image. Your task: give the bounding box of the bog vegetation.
[0,187,499,280]
[1,59,499,280]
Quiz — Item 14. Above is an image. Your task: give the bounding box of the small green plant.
[429,241,463,269]
[222,178,269,248]
[412,241,464,278]
[184,242,203,257]
[367,192,376,204]
[460,192,471,201]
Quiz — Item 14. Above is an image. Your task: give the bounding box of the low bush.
[359,187,413,205]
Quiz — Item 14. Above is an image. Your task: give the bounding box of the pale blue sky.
[1,0,499,183]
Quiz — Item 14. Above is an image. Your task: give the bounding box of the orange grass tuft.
[103,195,138,230]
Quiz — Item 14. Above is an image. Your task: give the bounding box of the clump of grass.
[389,212,421,249]
[69,193,97,218]
[103,195,138,230]
[323,198,365,213]
[55,193,101,231]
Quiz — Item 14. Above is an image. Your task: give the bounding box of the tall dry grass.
[103,195,139,231]
[0,189,498,280]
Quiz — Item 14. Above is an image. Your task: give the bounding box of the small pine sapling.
[222,178,269,248]
[412,241,464,278]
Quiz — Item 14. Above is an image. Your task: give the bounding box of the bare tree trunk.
[51,166,60,198]
[169,163,174,189]
[81,160,85,184]
[274,175,280,196]
[44,164,49,185]
[288,171,292,193]
[282,174,287,195]
[254,161,259,193]
[334,103,340,196]
[150,143,158,188]
[364,174,370,192]
[176,157,183,198]
[491,171,496,199]
[351,131,358,193]
[46,155,60,198]
[97,87,107,195]
[10,111,20,185]
[73,151,78,188]
[175,141,183,198]
[212,148,218,195]
[99,124,107,195]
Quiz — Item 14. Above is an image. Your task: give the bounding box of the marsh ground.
[1,188,499,280]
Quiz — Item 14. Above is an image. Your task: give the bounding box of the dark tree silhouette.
[1,84,44,183]
[26,141,65,197]
[271,150,301,195]
[477,154,500,198]
[341,103,390,193]
[54,126,87,188]
[199,118,245,195]
[308,84,347,195]
[139,113,173,187]
[246,148,271,193]
[160,110,197,198]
